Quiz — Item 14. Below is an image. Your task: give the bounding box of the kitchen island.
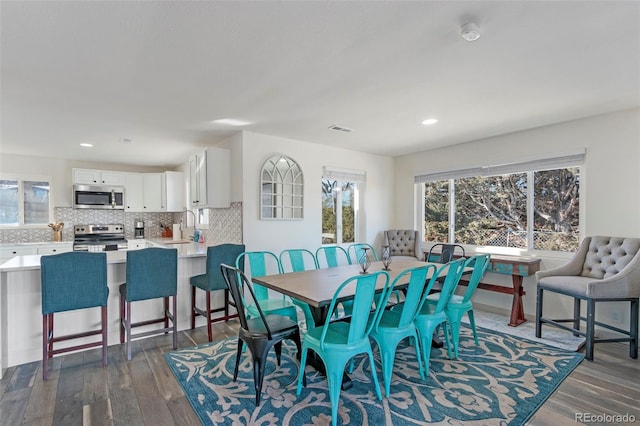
[0,241,227,378]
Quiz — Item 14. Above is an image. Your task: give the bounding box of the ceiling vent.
[328,125,353,133]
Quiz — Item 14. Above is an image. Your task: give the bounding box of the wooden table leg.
[509,275,527,326]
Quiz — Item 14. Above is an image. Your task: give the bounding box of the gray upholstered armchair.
[383,229,424,261]
[535,236,640,361]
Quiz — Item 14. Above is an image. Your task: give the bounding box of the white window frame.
[321,166,365,245]
[0,173,54,228]
[414,151,584,255]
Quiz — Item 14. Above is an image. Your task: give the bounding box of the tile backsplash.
[0,202,243,244]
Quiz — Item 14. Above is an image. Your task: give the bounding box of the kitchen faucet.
[180,209,197,240]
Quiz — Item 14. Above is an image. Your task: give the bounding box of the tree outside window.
[423,167,579,252]
[322,179,356,244]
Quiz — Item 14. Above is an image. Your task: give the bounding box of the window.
[0,175,52,226]
[418,154,582,252]
[321,166,365,245]
[322,179,358,244]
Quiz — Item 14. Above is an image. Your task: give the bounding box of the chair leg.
[126,301,132,361]
[535,287,543,338]
[120,292,125,344]
[164,297,170,331]
[233,339,243,381]
[172,295,178,350]
[101,306,108,367]
[586,299,595,361]
[224,289,230,317]
[630,299,639,359]
[573,298,581,337]
[42,314,49,381]
[206,291,213,342]
[467,309,479,346]
[296,345,308,395]
[191,285,196,330]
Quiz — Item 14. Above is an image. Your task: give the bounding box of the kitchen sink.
[163,240,192,245]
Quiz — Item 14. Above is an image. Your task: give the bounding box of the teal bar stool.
[190,243,245,341]
[40,251,109,380]
[120,247,178,360]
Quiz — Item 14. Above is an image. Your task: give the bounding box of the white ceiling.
[1,1,639,167]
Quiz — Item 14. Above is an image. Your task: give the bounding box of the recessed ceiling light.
[422,118,439,126]
[211,118,252,126]
[80,143,93,147]
[119,138,132,144]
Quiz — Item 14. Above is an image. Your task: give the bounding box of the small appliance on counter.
[134,220,145,239]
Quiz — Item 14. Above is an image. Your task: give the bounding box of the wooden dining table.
[252,259,443,327]
[252,259,451,389]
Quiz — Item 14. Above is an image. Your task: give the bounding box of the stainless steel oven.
[73,184,125,210]
[73,224,128,251]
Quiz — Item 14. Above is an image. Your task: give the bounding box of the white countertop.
[0,240,207,272]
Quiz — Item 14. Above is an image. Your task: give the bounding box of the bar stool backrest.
[125,248,178,301]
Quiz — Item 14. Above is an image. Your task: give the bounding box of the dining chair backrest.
[321,270,390,350]
[427,243,465,263]
[428,258,467,313]
[235,251,283,300]
[374,264,436,330]
[347,243,379,264]
[280,248,318,272]
[220,264,274,339]
[460,254,491,303]
[125,248,178,302]
[315,245,351,268]
[203,243,246,290]
[41,251,109,315]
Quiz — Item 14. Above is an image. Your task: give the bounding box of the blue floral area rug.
[164,326,583,425]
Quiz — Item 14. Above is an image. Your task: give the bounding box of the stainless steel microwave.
[73,184,125,209]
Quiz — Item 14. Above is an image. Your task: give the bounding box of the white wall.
[234,131,395,255]
[394,107,640,326]
[0,154,170,207]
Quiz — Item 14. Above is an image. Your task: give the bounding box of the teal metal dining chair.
[280,249,317,329]
[120,247,178,360]
[369,264,436,396]
[296,270,391,426]
[347,243,379,264]
[413,258,466,368]
[40,251,109,380]
[190,243,245,341]
[235,251,298,324]
[315,245,351,268]
[220,263,303,405]
[423,254,491,358]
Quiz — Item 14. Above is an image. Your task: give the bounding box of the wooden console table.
[427,250,540,327]
[460,254,540,327]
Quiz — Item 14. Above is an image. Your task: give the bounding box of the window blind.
[415,151,585,183]
[323,166,366,183]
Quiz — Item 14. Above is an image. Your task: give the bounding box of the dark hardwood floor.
[0,319,638,425]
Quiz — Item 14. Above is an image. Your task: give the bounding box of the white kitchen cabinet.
[188,147,230,208]
[0,246,37,262]
[127,240,148,250]
[143,173,163,211]
[163,171,186,212]
[73,168,125,186]
[124,173,144,211]
[36,243,73,255]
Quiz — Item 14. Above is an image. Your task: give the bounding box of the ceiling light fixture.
[422,118,439,126]
[119,138,132,144]
[461,22,481,42]
[80,143,93,147]
[211,118,252,126]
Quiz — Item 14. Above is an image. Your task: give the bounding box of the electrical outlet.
[611,310,622,324]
